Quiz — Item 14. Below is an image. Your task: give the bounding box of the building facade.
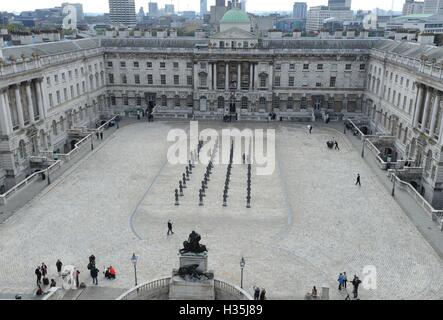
[403,0,425,15]
[2,10,443,208]
[306,6,354,32]
[293,2,308,20]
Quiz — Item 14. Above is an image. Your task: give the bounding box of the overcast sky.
[2,0,405,14]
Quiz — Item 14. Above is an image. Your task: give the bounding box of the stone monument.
[169,231,215,300]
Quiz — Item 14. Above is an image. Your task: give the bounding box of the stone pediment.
[211,27,257,40]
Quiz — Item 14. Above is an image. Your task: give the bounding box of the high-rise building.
[216,0,226,7]
[403,0,424,15]
[165,4,175,14]
[62,3,84,22]
[423,0,443,13]
[108,0,137,26]
[137,7,145,23]
[293,2,308,19]
[200,0,208,16]
[148,2,159,17]
[328,0,352,9]
[306,5,353,32]
[241,0,247,12]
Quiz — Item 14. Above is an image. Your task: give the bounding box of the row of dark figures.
[246,163,252,208]
[199,141,218,206]
[222,142,235,207]
[174,140,205,206]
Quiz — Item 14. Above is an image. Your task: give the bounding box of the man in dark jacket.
[253,286,260,300]
[351,276,362,299]
[91,267,99,285]
[56,259,63,277]
[35,267,42,285]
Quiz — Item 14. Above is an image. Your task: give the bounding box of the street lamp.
[240,257,246,289]
[131,253,138,287]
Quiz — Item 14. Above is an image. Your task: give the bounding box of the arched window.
[161,95,167,107]
[218,96,225,109]
[187,95,194,108]
[259,97,266,108]
[18,140,26,159]
[259,73,268,88]
[241,97,248,109]
[175,95,181,107]
[287,97,294,110]
[52,120,58,136]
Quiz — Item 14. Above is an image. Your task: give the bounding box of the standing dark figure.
[351,276,362,299]
[343,272,348,289]
[100,132,103,140]
[259,288,267,300]
[56,259,63,276]
[309,125,313,134]
[335,141,340,150]
[75,270,80,288]
[167,220,174,235]
[253,286,260,300]
[50,279,57,288]
[35,267,42,285]
[355,174,361,186]
[91,267,99,285]
[41,263,48,278]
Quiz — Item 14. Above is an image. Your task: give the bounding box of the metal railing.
[214,279,253,300]
[116,277,171,300]
[0,116,117,206]
[389,171,443,231]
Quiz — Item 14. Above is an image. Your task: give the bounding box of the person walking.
[167,220,174,236]
[91,266,99,286]
[100,132,104,140]
[253,286,261,300]
[355,174,361,186]
[56,259,63,277]
[308,125,313,134]
[75,269,80,288]
[311,286,318,299]
[335,140,340,151]
[50,279,57,288]
[351,275,362,299]
[35,267,42,285]
[338,273,344,291]
[259,288,267,300]
[343,272,348,289]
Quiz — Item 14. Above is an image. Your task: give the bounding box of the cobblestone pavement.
[0,121,441,300]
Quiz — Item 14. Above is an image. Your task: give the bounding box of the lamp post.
[47,168,51,185]
[391,168,397,197]
[90,133,94,151]
[240,257,245,289]
[131,253,138,287]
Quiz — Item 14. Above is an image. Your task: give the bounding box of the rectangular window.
[316,82,322,87]
[70,85,74,99]
[69,71,72,79]
[147,74,153,85]
[121,75,127,84]
[46,77,51,85]
[120,61,126,68]
[56,91,61,104]
[123,95,128,105]
[289,63,295,70]
[187,62,193,69]
[359,64,366,71]
[289,76,295,87]
[62,73,66,81]
[303,64,309,70]
[187,76,193,86]
[275,76,281,87]
[135,75,140,84]
[147,62,152,68]
[160,62,166,69]
[345,64,352,70]
[63,88,68,101]
[260,76,267,87]
[161,75,166,85]
[317,64,323,70]
[75,69,78,77]
[54,75,58,83]
[174,62,179,69]
[275,64,281,71]
[49,94,53,107]
[76,84,80,96]
[174,75,180,85]
[111,96,116,105]
[330,76,336,87]
[82,81,86,93]
[136,96,142,106]
[109,74,114,84]
[133,61,139,68]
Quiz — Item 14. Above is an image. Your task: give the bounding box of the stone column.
[0,89,13,135]
[429,92,441,138]
[225,62,229,90]
[14,85,25,128]
[269,63,274,89]
[254,64,259,89]
[237,63,241,90]
[214,63,217,90]
[35,79,45,121]
[249,63,254,90]
[421,87,433,133]
[25,81,35,124]
[194,62,199,91]
[413,84,425,128]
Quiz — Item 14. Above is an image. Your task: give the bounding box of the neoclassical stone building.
[1,8,443,207]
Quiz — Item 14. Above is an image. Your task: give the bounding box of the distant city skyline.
[1,0,405,14]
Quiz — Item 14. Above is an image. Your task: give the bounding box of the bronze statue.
[180,231,207,254]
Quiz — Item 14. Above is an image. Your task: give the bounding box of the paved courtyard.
[0,121,442,300]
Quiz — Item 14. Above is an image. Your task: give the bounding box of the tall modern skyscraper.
[108,0,136,26]
[216,0,226,7]
[241,0,247,12]
[165,4,175,14]
[293,2,307,19]
[148,2,159,17]
[424,0,443,13]
[328,0,352,9]
[200,0,208,16]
